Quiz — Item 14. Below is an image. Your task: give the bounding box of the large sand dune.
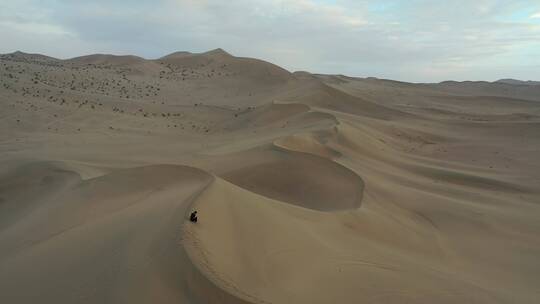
[1,50,539,303]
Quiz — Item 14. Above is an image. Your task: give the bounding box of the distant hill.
[0,50,59,64]
[495,79,540,86]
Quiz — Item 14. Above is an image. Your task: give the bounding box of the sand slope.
[1,50,540,303]
[0,163,214,303]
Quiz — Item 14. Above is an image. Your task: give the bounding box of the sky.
[1,0,539,82]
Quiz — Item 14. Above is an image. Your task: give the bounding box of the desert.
[1,47,539,303]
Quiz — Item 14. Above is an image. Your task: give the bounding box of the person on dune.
[189,211,198,223]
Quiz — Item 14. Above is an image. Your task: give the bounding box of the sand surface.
[1,50,540,303]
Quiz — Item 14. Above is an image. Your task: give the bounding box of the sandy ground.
[1,49,539,303]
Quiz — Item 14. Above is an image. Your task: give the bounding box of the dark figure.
[190,211,198,223]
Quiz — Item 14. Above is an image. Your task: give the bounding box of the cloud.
[0,20,71,36]
[0,0,539,82]
[531,12,540,18]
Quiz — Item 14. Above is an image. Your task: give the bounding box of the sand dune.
[0,163,213,303]
[1,49,539,303]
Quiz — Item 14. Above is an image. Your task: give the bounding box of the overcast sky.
[1,0,539,82]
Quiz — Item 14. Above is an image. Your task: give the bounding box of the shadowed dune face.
[1,50,540,304]
[0,162,82,231]
[219,103,312,132]
[0,163,216,304]
[223,147,364,211]
[273,129,342,159]
[279,80,414,120]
